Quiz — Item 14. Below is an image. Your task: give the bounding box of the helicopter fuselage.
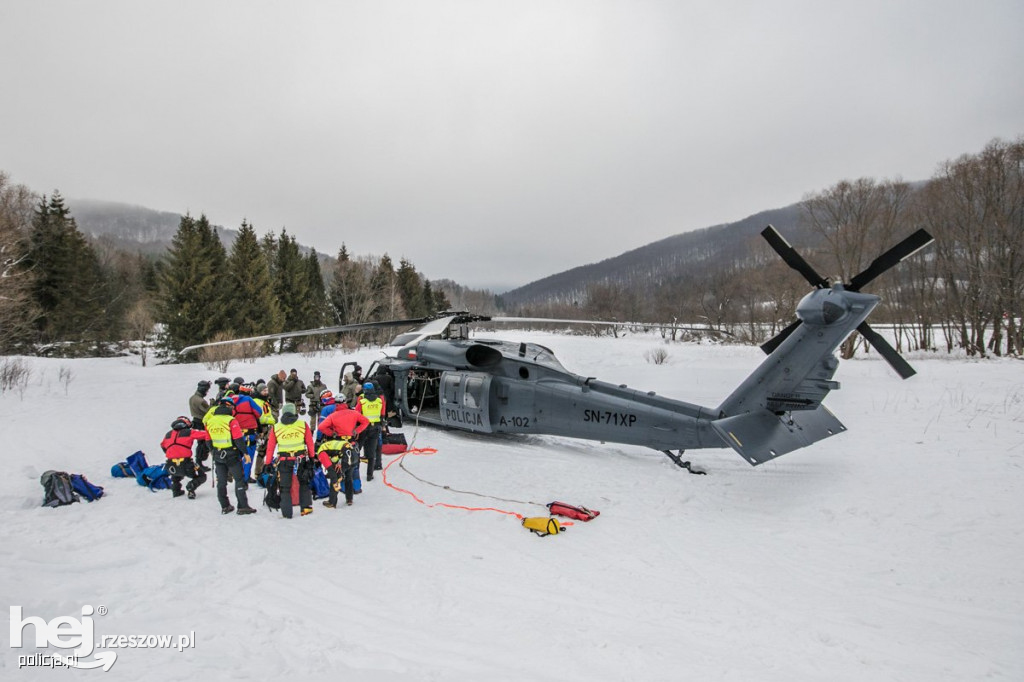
[380,338,723,451]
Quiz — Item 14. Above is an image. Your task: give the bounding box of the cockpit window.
[390,332,423,346]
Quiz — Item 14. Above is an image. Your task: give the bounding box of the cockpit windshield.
[389,332,423,347]
[525,343,565,370]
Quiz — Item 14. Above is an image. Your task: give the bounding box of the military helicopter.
[182,226,933,470]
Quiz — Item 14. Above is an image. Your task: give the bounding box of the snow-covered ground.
[1,332,1021,681]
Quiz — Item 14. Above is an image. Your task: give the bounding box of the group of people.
[160,365,394,519]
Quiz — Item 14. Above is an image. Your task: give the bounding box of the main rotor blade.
[760,319,802,354]
[761,225,829,289]
[856,322,917,379]
[180,317,429,354]
[847,229,934,292]
[489,317,734,336]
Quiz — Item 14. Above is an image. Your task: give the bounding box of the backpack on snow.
[124,451,149,480]
[381,431,408,455]
[120,451,171,491]
[41,470,79,508]
[547,501,600,522]
[140,465,171,491]
[69,474,104,502]
[310,468,330,499]
[110,462,132,478]
[521,516,564,537]
[261,469,281,511]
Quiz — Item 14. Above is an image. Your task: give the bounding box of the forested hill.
[70,199,239,254]
[499,204,804,308]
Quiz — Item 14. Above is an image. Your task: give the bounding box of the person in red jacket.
[230,385,263,482]
[265,403,317,518]
[160,416,210,499]
[316,402,370,508]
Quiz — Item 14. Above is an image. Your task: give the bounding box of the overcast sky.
[2,1,1021,291]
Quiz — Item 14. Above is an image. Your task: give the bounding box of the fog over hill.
[499,204,805,308]
[69,199,239,255]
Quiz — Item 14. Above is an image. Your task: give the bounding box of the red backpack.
[547,501,600,522]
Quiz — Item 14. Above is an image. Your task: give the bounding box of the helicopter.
[182,225,934,470]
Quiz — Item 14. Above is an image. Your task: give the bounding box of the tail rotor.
[759,225,934,379]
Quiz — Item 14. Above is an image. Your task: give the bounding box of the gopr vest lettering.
[255,398,276,426]
[204,413,235,450]
[274,420,308,454]
[359,397,383,423]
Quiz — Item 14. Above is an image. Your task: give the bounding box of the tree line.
[510,136,1024,358]
[2,135,1020,360]
[0,181,449,359]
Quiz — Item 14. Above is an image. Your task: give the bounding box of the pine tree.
[28,192,105,350]
[370,254,402,319]
[422,280,451,314]
[157,213,227,353]
[396,258,427,317]
[302,250,328,329]
[226,220,283,338]
[273,229,310,350]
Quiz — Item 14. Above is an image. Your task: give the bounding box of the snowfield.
[1,332,1021,681]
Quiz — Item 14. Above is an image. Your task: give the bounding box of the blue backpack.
[110,462,132,478]
[140,465,171,491]
[310,468,330,500]
[116,451,172,492]
[69,474,104,502]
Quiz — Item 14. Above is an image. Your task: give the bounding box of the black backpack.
[41,470,80,508]
[260,469,281,511]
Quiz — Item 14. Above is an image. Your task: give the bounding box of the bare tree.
[125,299,156,366]
[800,177,913,357]
[0,172,39,351]
[920,137,1024,356]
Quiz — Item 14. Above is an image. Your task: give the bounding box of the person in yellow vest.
[202,395,258,515]
[251,381,277,483]
[356,381,387,481]
[264,403,316,519]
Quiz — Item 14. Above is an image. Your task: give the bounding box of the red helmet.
[171,416,192,431]
[319,389,335,405]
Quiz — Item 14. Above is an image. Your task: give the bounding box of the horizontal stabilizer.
[711,407,847,466]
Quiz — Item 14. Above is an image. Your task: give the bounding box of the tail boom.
[713,285,879,465]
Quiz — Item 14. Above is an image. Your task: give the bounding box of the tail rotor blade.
[760,319,802,354]
[847,229,934,292]
[856,322,917,379]
[761,225,829,288]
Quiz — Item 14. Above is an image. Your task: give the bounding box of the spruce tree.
[28,192,105,350]
[370,254,402,319]
[157,213,227,353]
[273,229,310,350]
[302,250,328,328]
[396,257,427,317]
[226,220,283,338]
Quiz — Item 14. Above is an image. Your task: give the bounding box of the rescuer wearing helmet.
[203,394,258,515]
[315,399,370,508]
[161,416,209,499]
[356,381,387,481]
